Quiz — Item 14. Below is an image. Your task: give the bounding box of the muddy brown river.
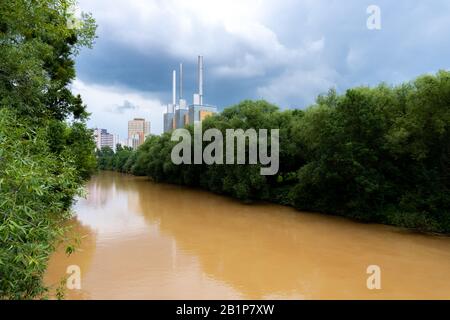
[44,171,450,299]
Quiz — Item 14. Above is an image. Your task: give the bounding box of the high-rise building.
[93,128,115,151]
[128,118,150,149]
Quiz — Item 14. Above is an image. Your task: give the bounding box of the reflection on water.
[45,171,450,299]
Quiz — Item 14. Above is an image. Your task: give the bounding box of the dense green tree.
[0,110,82,299]
[0,0,96,121]
[98,71,450,233]
[0,0,97,298]
[96,146,114,170]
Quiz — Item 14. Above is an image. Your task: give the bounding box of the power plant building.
[163,56,217,133]
[188,105,217,125]
[163,109,175,133]
[175,108,189,129]
[164,70,177,133]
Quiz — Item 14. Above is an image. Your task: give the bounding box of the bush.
[0,110,84,299]
[0,0,97,298]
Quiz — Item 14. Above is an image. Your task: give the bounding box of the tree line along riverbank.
[98,71,450,235]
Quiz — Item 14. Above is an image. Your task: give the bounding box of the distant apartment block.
[163,56,217,133]
[94,128,115,151]
[128,118,150,149]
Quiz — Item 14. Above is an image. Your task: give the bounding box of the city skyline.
[94,55,217,146]
[93,117,150,151]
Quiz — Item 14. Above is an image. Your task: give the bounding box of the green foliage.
[46,120,97,181]
[62,122,97,180]
[0,0,97,121]
[99,72,450,233]
[0,0,97,299]
[0,110,82,299]
[96,145,133,173]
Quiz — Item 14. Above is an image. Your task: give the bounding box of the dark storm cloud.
[75,0,450,112]
[114,100,138,113]
[76,38,267,109]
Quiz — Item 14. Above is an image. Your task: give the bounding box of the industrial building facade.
[163,56,218,133]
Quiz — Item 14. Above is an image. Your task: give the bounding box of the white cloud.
[78,0,325,80]
[72,79,166,137]
[257,65,339,109]
[255,37,336,108]
[79,0,267,59]
[346,47,365,72]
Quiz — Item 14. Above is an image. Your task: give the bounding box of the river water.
[44,171,450,299]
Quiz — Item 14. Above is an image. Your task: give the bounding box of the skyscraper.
[128,118,150,149]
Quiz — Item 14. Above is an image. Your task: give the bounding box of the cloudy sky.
[72,0,450,137]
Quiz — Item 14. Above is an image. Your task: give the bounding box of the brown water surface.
[44,171,450,299]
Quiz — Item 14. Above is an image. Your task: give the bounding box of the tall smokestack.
[172,70,176,106]
[198,55,203,105]
[179,63,183,100]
